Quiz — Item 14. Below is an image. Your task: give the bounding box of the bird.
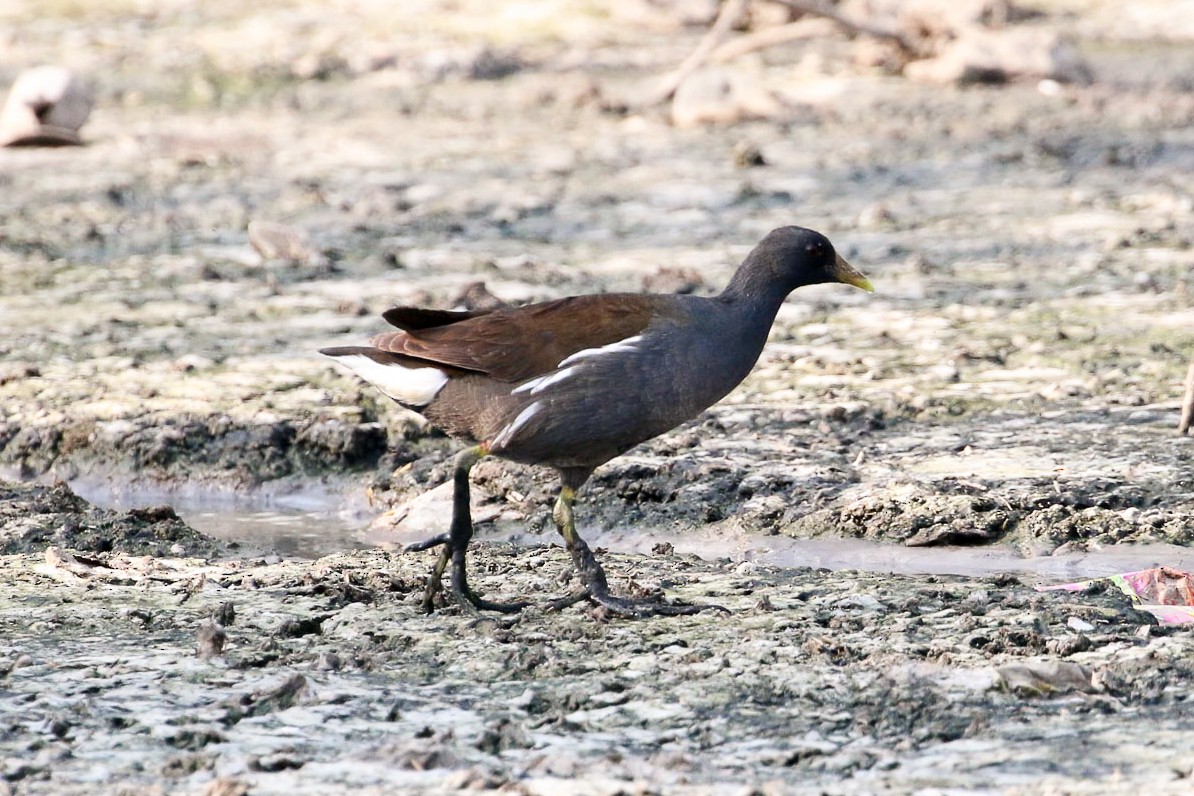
[321,226,872,617]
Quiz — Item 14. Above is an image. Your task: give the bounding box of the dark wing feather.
[381,306,484,331]
[369,294,669,382]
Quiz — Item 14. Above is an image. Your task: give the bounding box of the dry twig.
[650,0,922,107]
[1179,359,1194,435]
[711,20,828,63]
[645,0,748,105]
[767,0,919,54]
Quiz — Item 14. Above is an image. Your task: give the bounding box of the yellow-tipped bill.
[832,253,874,292]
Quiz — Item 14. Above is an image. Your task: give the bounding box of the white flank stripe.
[511,365,579,395]
[558,334,644,367]
[335,355,448,406]
[493,401,542,448]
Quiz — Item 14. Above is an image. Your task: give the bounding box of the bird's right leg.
[404,445,528,614]
[548,481,718,618]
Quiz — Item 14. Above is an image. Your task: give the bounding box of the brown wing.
[369,294,670,382]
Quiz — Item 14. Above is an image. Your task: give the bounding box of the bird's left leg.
[405,445,528,614]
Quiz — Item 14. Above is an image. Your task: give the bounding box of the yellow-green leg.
[549,482,718,618]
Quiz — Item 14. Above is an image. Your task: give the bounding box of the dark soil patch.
[0,479,222,557]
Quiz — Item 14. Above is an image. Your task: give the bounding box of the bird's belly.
[496,375,732,470]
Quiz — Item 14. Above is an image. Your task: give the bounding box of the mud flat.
[2,0,1194,792]
[2,483,1194,796]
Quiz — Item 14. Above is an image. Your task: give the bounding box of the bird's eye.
[805,242,823,254]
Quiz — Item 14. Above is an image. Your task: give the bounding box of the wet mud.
[3,507,1194,795]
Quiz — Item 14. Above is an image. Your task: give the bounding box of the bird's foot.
[420,574,531,615]
[409,540,530,615]
[455,587,531,615]
[553,530,729,618]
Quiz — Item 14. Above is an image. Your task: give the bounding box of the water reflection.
[69,476,1194,578]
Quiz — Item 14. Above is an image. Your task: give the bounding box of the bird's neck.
[719,261,790,337]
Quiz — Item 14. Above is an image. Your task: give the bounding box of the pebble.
[964,589,990,609]
[172,354,216,372]
[671,65,784,128]
[195,621,227,659]
[833,594,888,613]
[316,652,343,671]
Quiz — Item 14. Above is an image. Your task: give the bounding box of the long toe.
[404,533,451,553]
[422,566,531,615]
[588,591,729,619]
[455,588,531,614]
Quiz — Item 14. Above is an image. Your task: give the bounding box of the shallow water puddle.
[68,476,1194,582]
[67,476,368,558]
[484,525,1194,582]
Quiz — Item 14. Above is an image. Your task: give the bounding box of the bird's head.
[757,226,873,294]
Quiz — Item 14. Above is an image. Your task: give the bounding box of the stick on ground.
[1179,359,1194,435]
[649,0,922,108]
[768,0,918,54]
[645,0,748,105]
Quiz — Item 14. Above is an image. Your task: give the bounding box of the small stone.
[1038,78,1063,96]
[403,183,444,205]
[248,220,314,262]
[464,47,523,80]
[833,594,887,613]
[1,66,94,146]
[1046,634,1093,656]
[964,589,990,608]
[291,51,349,81]
[214,601,236,626]
[858,202,896,228]
[904,29,1091,85]
[46,717,71,739]
[449,280,507,311]
[1067,616,1096,633]
[997,661,1095,697]
[195,620,227,659]
[316,652,343,671]
[671,65,783,128]
[735,561,760,576]
[172,354,215,373]
[250,752,305,772]
[418,46,522,82]
[0,361,40,385]
[512,688,545,713]
[203,778,249,796]
[928,363,961,383]
[733,141,767,168]
[443,768,504,790]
